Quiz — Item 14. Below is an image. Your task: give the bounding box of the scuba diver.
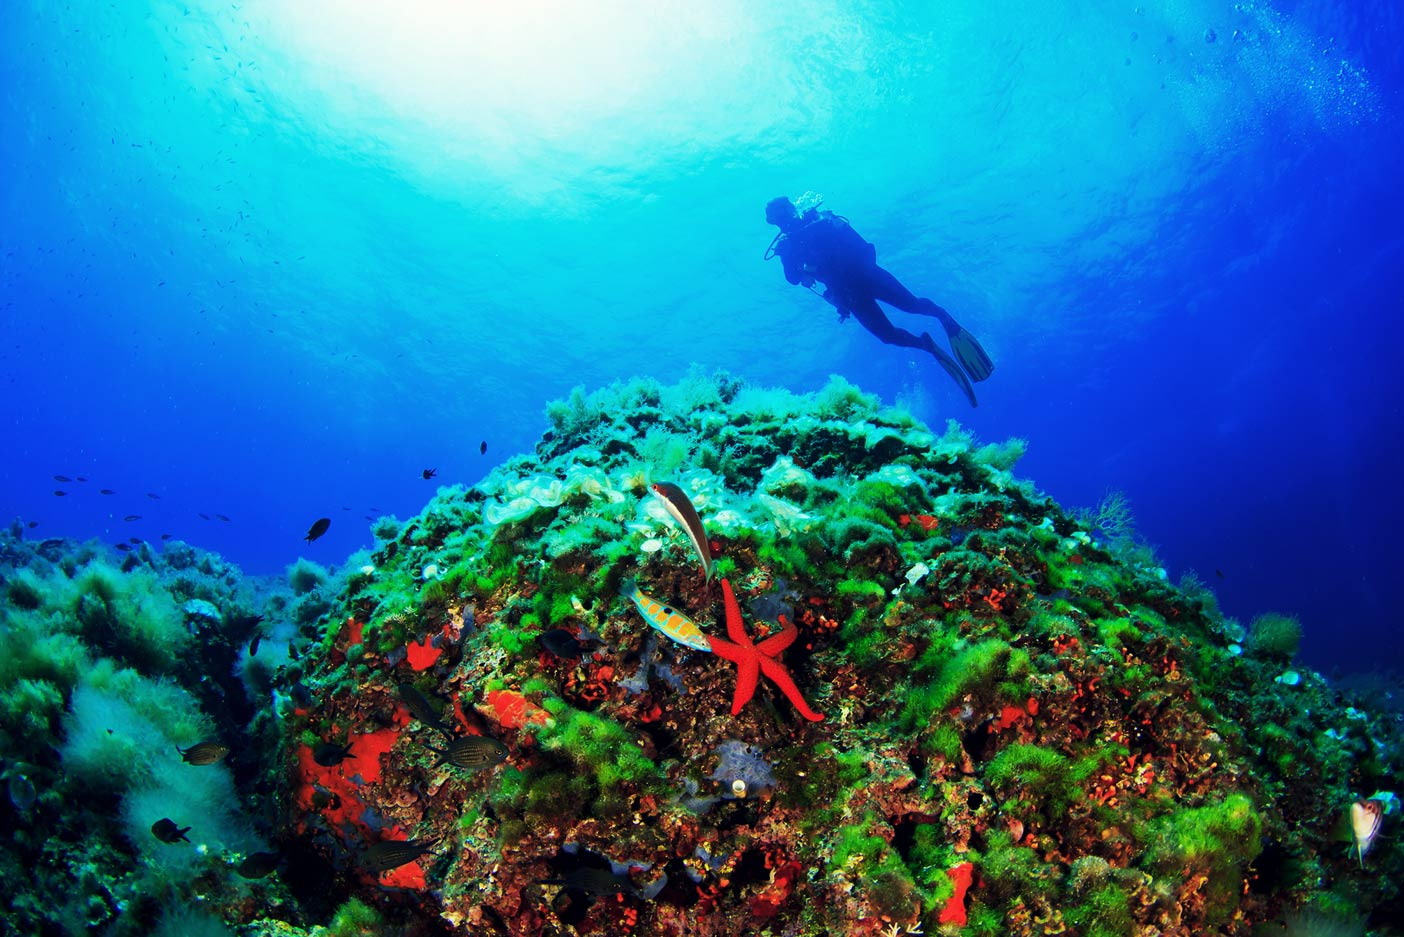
[764,195,994,407]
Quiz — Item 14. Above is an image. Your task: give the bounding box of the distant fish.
[53,474,72,482]
[128,537,142,544]
[99,489,116,495]
[422,468,437,480]
[422,735,508,770]
[151,818,191,844]
[114,543,131,552]
[26,521,38,529]
[1215,569,1225,579]
[160,533,172,540]
[216,514,230,522]
[198,513,212,520]
[123,514,142,522]
[312,741,354,767]
[53,490,66,497]
[175,741,230,765]
[235,850,282,879]
[39,538,64,551]
[362,837,439,874]
[619,580,711,652]
[304,517,331,543]
[651,482,712,580]
[479,441,487,455]
[248,632,262,656]
[146,493,161,500]
[75,476,87,482]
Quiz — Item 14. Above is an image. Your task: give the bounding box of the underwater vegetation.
[3,370,1403,935]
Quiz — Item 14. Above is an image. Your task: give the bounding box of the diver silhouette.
[765,195,993,407]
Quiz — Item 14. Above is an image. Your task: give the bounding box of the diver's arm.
[778,243,813,287]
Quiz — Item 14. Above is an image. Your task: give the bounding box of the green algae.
[109,371,1396,935]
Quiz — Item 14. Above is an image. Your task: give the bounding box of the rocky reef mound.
[280,372,1402,935]
[5,373,1400,936]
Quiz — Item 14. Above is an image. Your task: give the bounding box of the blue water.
[3,1,1400,677]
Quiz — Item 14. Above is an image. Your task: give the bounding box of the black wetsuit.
[774,211,953,351]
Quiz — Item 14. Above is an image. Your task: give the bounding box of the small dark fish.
[397,683,452,735]
[99,489,116,495]
[128,537,142,545]
[146,493,161,500]
[423,735,508,770]
[53,474,72,482]
[290,681,313,708]
[539,867,640,898]
[160,533,172,540]
[422,468,437,480]
[229,612,265,632]
[198,513,211,520]
[76,476,87,482]
[53,490,67,497]
[216,513,230,522]
[313,741,354,767]
[479,440,487,455]
[39,538,64,550]
[248,632,262,656]
[538,628,593,660]
[26,521,38,529]
[114,543,131,552]
[123,514,142,522]
[235,850,281,879]
[175,741,230,765]
[151,818,191,844]
[1215,569,1225,579]
[362,837,439,874]
[304,517,331,543]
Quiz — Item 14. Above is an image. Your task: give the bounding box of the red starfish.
[706,579,824,722]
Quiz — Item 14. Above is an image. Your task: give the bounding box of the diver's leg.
[851,296,979,406]
[865,267,956,328]
[849,297,926,349]
[866,266,992,382]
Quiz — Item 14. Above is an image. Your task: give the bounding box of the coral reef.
[5,371,1403,935]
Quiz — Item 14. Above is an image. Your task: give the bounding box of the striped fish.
[363,837,439,874]
[620,580,712,652]
[174,741,230,765]
[423,736,508,770]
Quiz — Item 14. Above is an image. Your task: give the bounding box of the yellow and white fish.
[651,482,713,581]
[1350,798,1385,868]
[620,580,712,652]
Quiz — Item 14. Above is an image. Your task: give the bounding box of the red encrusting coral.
[485,689,551,730]
[292,724,404,837]
[938,862,975,926]
[406,632,443,671]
